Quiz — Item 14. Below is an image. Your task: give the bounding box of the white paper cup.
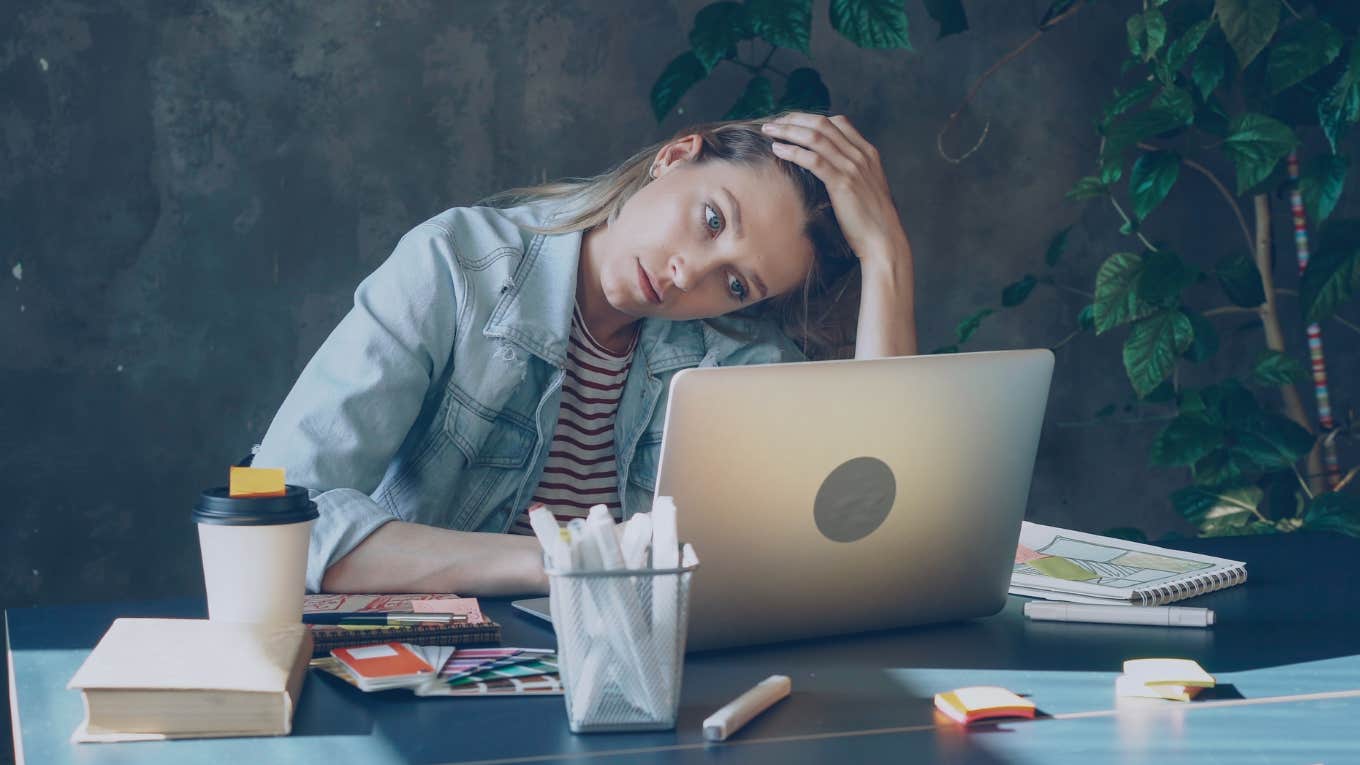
[193,485,318,624]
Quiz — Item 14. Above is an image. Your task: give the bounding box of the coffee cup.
[192,484,319,623]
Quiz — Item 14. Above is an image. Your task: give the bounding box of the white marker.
[1023,601,1214,628]
[703,675,792,741]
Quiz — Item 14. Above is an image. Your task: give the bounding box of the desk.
[8,533,1360,764]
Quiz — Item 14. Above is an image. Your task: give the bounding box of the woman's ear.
[652,134,703,179]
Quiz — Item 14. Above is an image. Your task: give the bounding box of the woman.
[253,111,918,596]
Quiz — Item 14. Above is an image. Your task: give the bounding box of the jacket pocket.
[628,432,664,492]
[445,391,536,470]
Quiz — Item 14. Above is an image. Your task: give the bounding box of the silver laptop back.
[656,349,1054,651]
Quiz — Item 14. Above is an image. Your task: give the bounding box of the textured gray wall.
[3,2,1357,757]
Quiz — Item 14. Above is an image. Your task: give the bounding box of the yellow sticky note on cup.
[229,466,286,498]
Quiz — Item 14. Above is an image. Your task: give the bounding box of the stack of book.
[312,645,561,696]
[303,593,500,657]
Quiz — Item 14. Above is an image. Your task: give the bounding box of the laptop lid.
[657,349,1054,651]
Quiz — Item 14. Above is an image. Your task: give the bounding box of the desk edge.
[6,612,25,765]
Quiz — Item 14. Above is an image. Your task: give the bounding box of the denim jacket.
[252,200,806,592]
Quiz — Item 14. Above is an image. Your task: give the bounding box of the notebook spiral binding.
[1136,567,1249,606]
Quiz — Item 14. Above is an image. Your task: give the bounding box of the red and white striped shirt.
[510,305,636,535]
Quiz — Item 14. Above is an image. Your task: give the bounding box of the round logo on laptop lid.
[813,456,896,543]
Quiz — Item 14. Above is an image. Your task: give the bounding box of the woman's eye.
[727,274,749,302]
[703,204,723,236]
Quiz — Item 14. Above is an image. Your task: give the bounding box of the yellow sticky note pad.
[229,466,286,498]
[934,686,1036,725]
[1115,675,1203,702]
[1122,658,1215,688]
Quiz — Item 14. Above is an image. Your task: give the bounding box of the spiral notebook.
[1011,522,1247,606]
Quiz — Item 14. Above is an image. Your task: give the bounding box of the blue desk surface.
[8,533,1359,764]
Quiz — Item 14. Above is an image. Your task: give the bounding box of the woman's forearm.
[854,236,918,359]
[320,521,550,595]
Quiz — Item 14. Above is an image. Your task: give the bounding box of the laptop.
[512,349,1054,651]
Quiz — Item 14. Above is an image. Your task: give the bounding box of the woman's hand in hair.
[761,112,909,264]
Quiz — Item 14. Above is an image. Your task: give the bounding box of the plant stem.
[1051,329,1082,350]
[1108,196,1159,251]
[1046,282,1094,299]
[1253,194,1326,495]
[1332,314,1360,336]
[1139,142,1254,254]
[1333,465,1359,492]
[1203,305,1261,317]
[937,0,1087,162]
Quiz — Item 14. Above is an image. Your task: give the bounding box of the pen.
[703,675,792,741]
[302,612,468,625]
[1023,601,1214,628]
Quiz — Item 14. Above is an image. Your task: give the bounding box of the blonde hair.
[479,112,859,358]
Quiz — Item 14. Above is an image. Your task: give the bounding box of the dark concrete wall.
[3,2,1357,758]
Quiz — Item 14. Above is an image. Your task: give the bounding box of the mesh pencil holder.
[546,556,698,733]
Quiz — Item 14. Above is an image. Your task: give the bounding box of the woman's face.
[582,137,815,322]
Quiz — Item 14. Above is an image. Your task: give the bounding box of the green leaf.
[829,0,912,50]
[1192,32,1229,98]
[723,76,776,120]
[1215,0,1280,70]
[1266,19,1342,94]
[1151,417,1225,466]
[1124,310,1195,398]
[1103,527,1149,543]
[1102,81,1158,128]
[1067,176,1108,201]
[1299,153,1349,224]
[923,0,968,39]
[1222,112,1298,194]
[1234,412,1315,470]
[1129,151,1181,221]
[1002,274,1038,307]
[1200,512,1276,536]
[1145,8,1168,61]
[1215,252,1266,307]
[931,344,959,354]
[1303,492,1360,536]
[777,67,831,113]
[1319,44,1360,153]
[1193,449,1257,488]
[1078,304,1095,331]
[956,308,994,344]
[1164,18,1214,75]
[1172,485,1263,525]
[747,0,812,55]
[1095,402,1116,417]
[651,51,708,121]
[1102,86,1195,160]
[1253,350,1306,385]
[690,2,753,74]
[1045,226,1072,267]
[1182,308,1219,362]
[1094,252,1157,333]
[1136,250,1196,303]
[1301,218,1360,322]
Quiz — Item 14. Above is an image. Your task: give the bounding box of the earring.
[649,163,658,179]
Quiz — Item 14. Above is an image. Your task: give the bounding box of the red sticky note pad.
[934,686,1036,725]
[332,643,434,681]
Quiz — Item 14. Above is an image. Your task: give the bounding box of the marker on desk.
[303,612,468,626]
[1023,601,1214,628]
[703,675,791,741]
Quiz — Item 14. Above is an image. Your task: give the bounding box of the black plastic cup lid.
[192,484,319,526]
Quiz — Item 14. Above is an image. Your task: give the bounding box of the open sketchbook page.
[1010,522,1245,604]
